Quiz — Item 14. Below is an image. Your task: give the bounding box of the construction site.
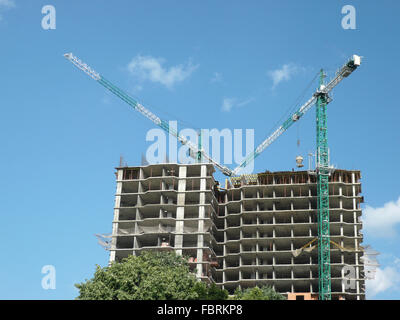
[66,53,376,300]
[109,163,364,300]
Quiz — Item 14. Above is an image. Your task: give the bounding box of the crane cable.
[258,72,320,154]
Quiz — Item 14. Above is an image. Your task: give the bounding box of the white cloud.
[0,0,15,20]
[268,63,300,89]
[366,266,400,298]
[127,55,198,89]
[363,197,400,238]
[221,97,254,112]
[362,199,400,299]
[0,0,15,8]
[237,97,254,107]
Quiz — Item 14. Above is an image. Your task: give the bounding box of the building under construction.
[65,52,365,300]
[109,163,365,300]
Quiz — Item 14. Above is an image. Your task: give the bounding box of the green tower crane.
[65,53,361,299]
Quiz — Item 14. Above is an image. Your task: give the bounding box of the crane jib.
[65,52,361,178]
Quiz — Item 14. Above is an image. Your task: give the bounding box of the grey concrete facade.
[109,163,365,300]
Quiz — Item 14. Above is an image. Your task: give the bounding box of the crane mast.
[315,69,331,300]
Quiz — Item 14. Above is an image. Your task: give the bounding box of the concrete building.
[109,163,365,300]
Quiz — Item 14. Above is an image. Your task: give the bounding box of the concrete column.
[109,250,116,262]
[341,266,346,294]
[111,171,123,262]
[175,166,186,256]
[196,243,203,278]
[111,178,122,259]
[195,165,208,278]
[354,225,358,248]
[138,180,143,193]
[137,193,143,206]
[272,264,276,280]
[114,194,121,209]
[352,173,357,213]
[355,252,360,298]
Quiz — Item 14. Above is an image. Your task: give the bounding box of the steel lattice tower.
[316,69,331,300]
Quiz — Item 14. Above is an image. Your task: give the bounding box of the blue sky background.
[0,0,399,299]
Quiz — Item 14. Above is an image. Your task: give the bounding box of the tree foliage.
[231,286,286,300]
[195,282,228,300]
[75,251,227,300]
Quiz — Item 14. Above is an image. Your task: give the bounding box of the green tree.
[207,282,229,300]
[195,282,229,300]
[75,251,227,300]
[231,286,286,300]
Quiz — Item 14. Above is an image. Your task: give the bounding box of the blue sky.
[0,0,399,299]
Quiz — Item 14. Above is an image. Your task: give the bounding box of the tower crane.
[64,53,361,300]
